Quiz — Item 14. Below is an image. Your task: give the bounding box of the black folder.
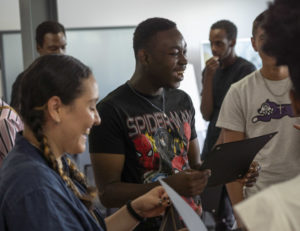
[200,131,277,187]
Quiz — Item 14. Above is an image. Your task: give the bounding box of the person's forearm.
[226,182,244,228]
[101,174,196,208]
[105,186,169,231]
[105,204,139,231]
[200,73,214,121]
[100,182,159,208]
[101,171,209,208]
[226,181,244,205]
[187,139,202,169]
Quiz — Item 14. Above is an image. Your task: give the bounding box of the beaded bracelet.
[126,200,145,222]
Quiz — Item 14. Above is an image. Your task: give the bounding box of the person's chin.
[173,78,183,88]
[165,82,180,89]
[78,142,87,154]
[174,82,181,89]
[68,141,86,155]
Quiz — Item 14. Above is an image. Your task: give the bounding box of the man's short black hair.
[252,10,268,37]
[211,20,237,41]
[133,17,177,57]
[263,0,300,95]
[35,21,66,47]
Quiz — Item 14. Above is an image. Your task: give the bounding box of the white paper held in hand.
[159,179,208,231]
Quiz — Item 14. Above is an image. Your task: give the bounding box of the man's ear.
[46,96,63,123]
[230,39,236,47]
[137,49,150,65]
[37,44,42,53]
[251,37,258,52]
[290,89,300,116]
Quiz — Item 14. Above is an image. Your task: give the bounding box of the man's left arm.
[187,138,202,169]
[185,138,210,195]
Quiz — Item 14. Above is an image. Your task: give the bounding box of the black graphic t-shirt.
[89,82,197,230]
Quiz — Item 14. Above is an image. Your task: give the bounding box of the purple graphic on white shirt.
[252,99,294,123]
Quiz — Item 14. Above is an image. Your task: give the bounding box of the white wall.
[0,0,20,30]
[0,0,20,96]
[0,0,269,97]
[57,0,269,39]
[0,0,269,81]
[57,0,270,86]
[0,0,270,51]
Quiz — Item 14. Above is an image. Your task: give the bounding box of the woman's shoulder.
[0,144,66,207]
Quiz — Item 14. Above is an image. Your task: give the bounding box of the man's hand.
[166,169,211,197]
[204,56,220,77]
[238,161,260,187]
[201,56,220,120]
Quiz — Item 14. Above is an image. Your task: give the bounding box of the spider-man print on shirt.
[129,110,201,215]
[127,110,192,182]
[132,134,160,171]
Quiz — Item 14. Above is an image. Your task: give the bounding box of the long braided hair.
[20,54,97,217]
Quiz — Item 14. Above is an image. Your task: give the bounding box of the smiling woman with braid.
[0,54,170,231]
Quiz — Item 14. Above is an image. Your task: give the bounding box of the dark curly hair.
[35,21,65,47]
[133,17,176,57]
[263,0,300,95]
[211,20,237,41]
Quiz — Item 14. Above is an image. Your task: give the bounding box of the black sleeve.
[236,62,256,82]
[89,102,126,155]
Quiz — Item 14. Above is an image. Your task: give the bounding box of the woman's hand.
[238,161,260,187]
[131,186,170,218]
